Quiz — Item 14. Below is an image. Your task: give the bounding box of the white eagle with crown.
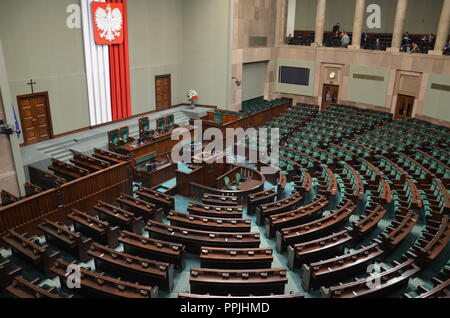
[95,4,123,42]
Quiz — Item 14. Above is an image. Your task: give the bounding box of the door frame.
[17,91,54,145]
[394,94,415,120]
[155,74,172,110]
[321,84,339,109]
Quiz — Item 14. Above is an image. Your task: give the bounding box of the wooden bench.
[28,165,66,190]
[70,150,110,172]
[6,276,72,298]
[119,230,185,270]
[51,258,159,298]
[94,200,143,234]
[116,193,164,222]
[0,260,22,292]
[404,275,449,298]
[320,259,420,298]
[351,204,388,240]
[189,268,288,296]
[287,230,352,270]
[167,210,251,233]
[380,209,419,251]
[89,242,174,291]
[1,190,19,206]
[1,230,59,278]
[187,202,244,219]
[301,243,384,291]
[93,148,128,165]
[200,247,273,269]
[247,189,277,215]
[276,200,357,252]
[38,218,92,262]
[265,196,329,238]
[145,221,260,253]
[257,192,303,226]
[411,215,449,266]
[24,183,42,198]
[67,209,119,248]
[136,187,174,214]
[202,193,239,206]
[48,159,90,180]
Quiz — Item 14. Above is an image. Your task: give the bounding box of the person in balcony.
[332,22,340,35]
[409,42,421,54]
[341,32,350,48]
[444,40,450,55]
[373,38,382,50]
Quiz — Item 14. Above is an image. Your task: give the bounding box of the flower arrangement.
[187,89,199,101]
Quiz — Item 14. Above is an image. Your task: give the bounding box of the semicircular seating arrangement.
[0,102,448,299]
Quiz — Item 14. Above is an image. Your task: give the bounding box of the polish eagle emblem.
[95,4,123,42]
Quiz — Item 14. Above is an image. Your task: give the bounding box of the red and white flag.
[81,0,131,126]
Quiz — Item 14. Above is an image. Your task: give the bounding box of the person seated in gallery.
[341,32,350,48]
[373,38,382,50]
[409,42,421,54]
[332,22,340,35]
[444,40,450,56]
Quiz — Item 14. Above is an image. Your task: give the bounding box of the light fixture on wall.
[232,77,241,87]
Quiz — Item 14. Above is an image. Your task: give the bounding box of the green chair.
[214,112,223,123]
[224,176,237,191]
[166,114,175,129]
[139,117,150,139]
[108,128,120,151]
[235,172,244,184]
[119,126,135,144]
[157,117,166,131]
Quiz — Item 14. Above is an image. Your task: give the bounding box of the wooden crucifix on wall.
[27,79,37,94]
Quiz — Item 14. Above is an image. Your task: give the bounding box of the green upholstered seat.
[214,112,223,123]
[109,129,120,146]
[140,117,150,135]
[157,117,166,131]
[166,115,175,129]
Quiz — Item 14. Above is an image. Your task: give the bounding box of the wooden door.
[155,74,172,111]
[395,94,415,120]
[322,84,339,109]
[17,92,53,145]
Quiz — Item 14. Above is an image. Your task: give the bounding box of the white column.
[387,0,408,52]
[429,0,450,55]
[312,0,327,46]
[286,0,297,38]
[349,0,366,49]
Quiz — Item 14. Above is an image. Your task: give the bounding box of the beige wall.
[128,0,184,115]
[346,65,391,107]
[181,0,232,108]
[242,61,269,101]
[294,0,316,30]
[231,0,279,111]
[0,0,89,142]
[0,40,25,197]
[422,74,450,123]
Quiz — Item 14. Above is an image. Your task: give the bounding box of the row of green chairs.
[328,144,355,162]
[108,126,135,151]
[223,173,245,191]
[156,114,175,131]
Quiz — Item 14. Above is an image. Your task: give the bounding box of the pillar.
[313,0,327,46]
[349,0,366,49]
[387,0,408,52]
[429,0,450,55]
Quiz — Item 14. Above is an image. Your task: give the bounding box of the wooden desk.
[119,125,195,161]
